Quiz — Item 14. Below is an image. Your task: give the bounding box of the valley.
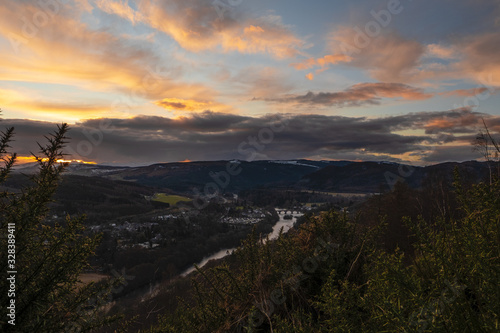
[5,158,495,332]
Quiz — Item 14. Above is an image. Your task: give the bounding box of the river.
[179,208,303,277]
[138,209,304,302]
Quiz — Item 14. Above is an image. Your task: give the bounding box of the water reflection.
[180,209,303,276]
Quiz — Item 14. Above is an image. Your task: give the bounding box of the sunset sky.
[1,0,500,165]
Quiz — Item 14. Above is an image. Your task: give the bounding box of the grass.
[151,193,192,206]
[305,203,323,207]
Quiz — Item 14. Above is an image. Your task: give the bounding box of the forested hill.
[299,160,490,192]
[13,159,493,193]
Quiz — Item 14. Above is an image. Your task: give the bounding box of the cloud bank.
[4,109,498,165]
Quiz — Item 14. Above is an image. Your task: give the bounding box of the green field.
[151,193,192,205]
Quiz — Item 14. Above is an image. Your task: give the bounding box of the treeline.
[238,188,361,208]
[1,173,158,223]
[147,171,500,332]
[356,164,491,255]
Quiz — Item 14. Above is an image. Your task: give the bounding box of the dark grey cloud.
[3,109,498,165]
[81,112,253,133]
[262,83,432,107]
[422,145,482,164]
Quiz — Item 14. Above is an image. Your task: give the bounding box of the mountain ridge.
[13,159,493,194]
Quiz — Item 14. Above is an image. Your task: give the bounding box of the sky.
[1,0,500,166]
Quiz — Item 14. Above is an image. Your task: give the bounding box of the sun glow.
[14,156,97,165]
[52,159,97,164]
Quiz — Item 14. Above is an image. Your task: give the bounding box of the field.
[78,273,109,285]
[151,193,192,206]
[301,190,372,197]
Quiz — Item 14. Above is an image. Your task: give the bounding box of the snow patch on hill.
[268,160,320,168]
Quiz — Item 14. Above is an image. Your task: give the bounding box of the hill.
[300,160,491,192]
[11,159,493,196]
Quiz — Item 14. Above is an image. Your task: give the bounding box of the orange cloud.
[244,25,265,34]
[223,21,305,59]
[306,73,314,81]
[95,0,143,24]
[0,88,25,103]
[134,0,306,58]
[0,1,219,120]
[439,87,493,97]
[325,26,500,87]
[154,98,227,112]
[291,54,351,71]
[263,82,433,107]
[457,33,500,87]
[233,66,295,98]
[0,88,113,120]
[425,119,455,129]
[422,109,487,134]
[317,54,352,67]
[328,27,426,82]
[350,83,432,101]
[291,58,317,70]
[426,44,456,59]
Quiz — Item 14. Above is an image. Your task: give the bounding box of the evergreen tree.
[0,120,116,332]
